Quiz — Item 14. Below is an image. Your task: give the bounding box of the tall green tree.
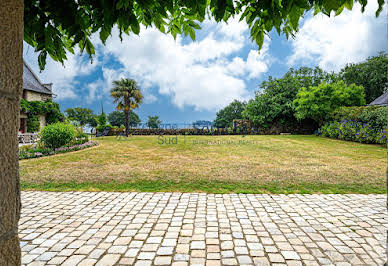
[339,52,388,104]
[65,107,94,127]
[108,110,141,128]
[214,100,246,128]
[147,116,162,129]
[87,114,98,129]
[243,67,338,130]
[97,110,107,127]
[294,81,366,125]
[110,78,143,136]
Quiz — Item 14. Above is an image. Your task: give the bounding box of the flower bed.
[19,141,98,160]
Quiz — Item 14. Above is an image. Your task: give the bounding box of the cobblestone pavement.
[20,192,387,266]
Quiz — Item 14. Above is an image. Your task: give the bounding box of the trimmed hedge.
[100,127,262,136]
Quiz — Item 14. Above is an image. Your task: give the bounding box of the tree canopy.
[147,116,161,129]
[108,110,141,127]
[294,81,366,125]
[339,52,388,104]
[214,100,246,128]
[24,0,384,70]
[242,67,337,129]
[65,107,94,127]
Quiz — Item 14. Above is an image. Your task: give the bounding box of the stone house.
[20,60,54,133]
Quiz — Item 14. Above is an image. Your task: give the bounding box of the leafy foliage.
[21,99,64,132]
[321,106,387,145]
[87,115,99,128]
[65,107,94,126]
[147,116,162,129]
[24,0,384,70]
[26,115,40,133]
[108,110,141,127]
[339,52,388,104]
[96,124,114,133]
[318,120,386,145]
[97,111,107,127]
[242,67,337,130]
[214,100,246,128]
[294,81,366,125]
[40,122,75,151]
[331,106,387,130]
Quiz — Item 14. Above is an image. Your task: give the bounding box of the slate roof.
[368,91,388,106]
[23,60,53,95]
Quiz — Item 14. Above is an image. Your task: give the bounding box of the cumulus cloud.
[23,44,99,100]
[22,16,273,109]
[287,1,388,71]
[90,17,272,111]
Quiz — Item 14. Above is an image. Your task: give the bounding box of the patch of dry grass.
[20,135,386,193]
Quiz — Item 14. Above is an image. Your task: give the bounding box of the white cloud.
[287,1,388,71]
[23,44,99,100]
[91,17,272,111]
[23,16,273,109]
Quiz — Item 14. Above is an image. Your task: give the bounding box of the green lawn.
[20,135,386,194]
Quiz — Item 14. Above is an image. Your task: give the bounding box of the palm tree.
[110,78,143,137]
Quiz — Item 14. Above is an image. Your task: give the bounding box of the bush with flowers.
[19,122,98,160]
[19,141,98,160]
[317,119,386,145]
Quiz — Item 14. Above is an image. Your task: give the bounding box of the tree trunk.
[125,110,129,137]
[0,0,23,264]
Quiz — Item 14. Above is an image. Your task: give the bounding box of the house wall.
[24,90,52,101]
[39,115,46,130]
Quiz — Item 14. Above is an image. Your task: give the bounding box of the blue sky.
[23,1,387,124]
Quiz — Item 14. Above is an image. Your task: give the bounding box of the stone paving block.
[78,258,97,266]
[18,192,388,265]
[62,255,85,266]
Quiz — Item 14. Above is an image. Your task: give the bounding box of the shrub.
[40,122,75,151]
[96,124,113,133]
[330,106,387,132]
[72,129,89,145]
[318,120,386,145]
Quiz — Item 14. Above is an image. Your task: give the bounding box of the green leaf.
[335,5,345,16]
[255,31,264,49]
[289,6,301,30]
[294,0,309,9]
[38,51,47,70]
[99,28,111,44]
[189,28,196,40]
[131,20,140,35]
[376,0,384,16]
[344,0,353,10]
[323,0,341,13]
[264,19,273,32]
